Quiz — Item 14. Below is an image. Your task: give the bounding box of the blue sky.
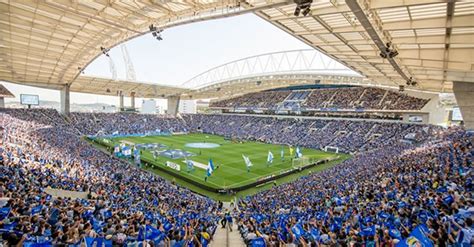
[4,13,312,105]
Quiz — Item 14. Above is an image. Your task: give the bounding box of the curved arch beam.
[182,49,359,89]
[184,72,366,99]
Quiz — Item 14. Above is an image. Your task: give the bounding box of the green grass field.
[92,133,349,200]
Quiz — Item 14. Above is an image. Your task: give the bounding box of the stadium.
[0,1,473,247]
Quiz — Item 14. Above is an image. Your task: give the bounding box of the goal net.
[292,156,313,168]
[324,146,339,153]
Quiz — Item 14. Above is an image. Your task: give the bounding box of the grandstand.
[0,1,473,247]
[210,86,430,110]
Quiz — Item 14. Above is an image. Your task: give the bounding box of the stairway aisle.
[227,223,245,247]
[211,223,245,247]
[211,202,246,247]
[211,225,227,247]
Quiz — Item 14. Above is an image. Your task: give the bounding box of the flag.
[134,149,140,165]
[113,145,120,157]
[397,225,433,247]
[242,155,253,168]
[186,159,194,172]
[289,146,294,157]
[206,159,214,177]
[23,241,53,247]
[0,207,11,220]
[122,146,131,157]
[145,225,164,242]
[84,237,112,247]
[360,225,376,237]
[267,151,274,164]
[31,205,43,215]
[296,146,302,158]
[389,227,402,240]
[310,227,321,242]
[291,223,305,241]
[250,237,266,247]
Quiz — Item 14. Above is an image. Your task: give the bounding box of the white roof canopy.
[0,0,472,99]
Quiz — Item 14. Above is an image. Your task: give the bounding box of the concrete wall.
[420,94,449,126]
[60,84,70,115]
[453,81,474,130]
[167,96,180,116]
[178,100,197,114]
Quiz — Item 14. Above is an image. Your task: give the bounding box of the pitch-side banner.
[166,161,181,172]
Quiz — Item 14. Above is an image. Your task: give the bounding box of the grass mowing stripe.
[92,133,349,200]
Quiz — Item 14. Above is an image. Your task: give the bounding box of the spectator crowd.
[1,109,218,246]
[237,128,473,247]
[210,87,429,111]
[0,108,471,246]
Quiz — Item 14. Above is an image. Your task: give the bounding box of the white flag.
[242,154,253,167]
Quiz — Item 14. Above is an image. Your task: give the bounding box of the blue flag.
[23,242,53,247]
[84,237,112,247]
[31,205,43,215]
[389,227,402,240]
[0,207,11,220]
[186,159,194,172]
[310,227,321,241]
[251,237,266,247]
[206,159,214,177]
[442,195,454,205]
[145,225,164,243]
[360,225,376,237]
[122,146,131,157]
[134,149,141,165]
[291,223,305,240]
[397,225,433,247]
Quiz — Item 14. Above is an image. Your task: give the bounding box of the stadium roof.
[0,84,14,98]
[255,0,473,93]
[0,0,472,99]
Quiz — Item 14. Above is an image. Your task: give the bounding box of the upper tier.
[210,87,429,111]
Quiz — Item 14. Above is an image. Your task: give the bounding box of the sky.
[3,13,312,107]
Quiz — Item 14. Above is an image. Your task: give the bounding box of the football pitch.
[93,133,348,200]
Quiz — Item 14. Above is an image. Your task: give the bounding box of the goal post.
[291,156,312,168]
[324,146,339,153]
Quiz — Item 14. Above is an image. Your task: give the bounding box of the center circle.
[184,142,221,149]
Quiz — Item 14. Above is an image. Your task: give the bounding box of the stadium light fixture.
[379,42,398,59]
[149,24,163,41]
[406,77,417,86]
[302,7,311,16]
[294,7,301,16]
[100,47,110,57]
[293,0,312,17]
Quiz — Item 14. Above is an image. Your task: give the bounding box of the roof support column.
[167,96,180,116]
[0,97,4,108]
[118,91,124,111]
[60,84,70,115]
[130,92,136,110]
[453,81,474,130]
